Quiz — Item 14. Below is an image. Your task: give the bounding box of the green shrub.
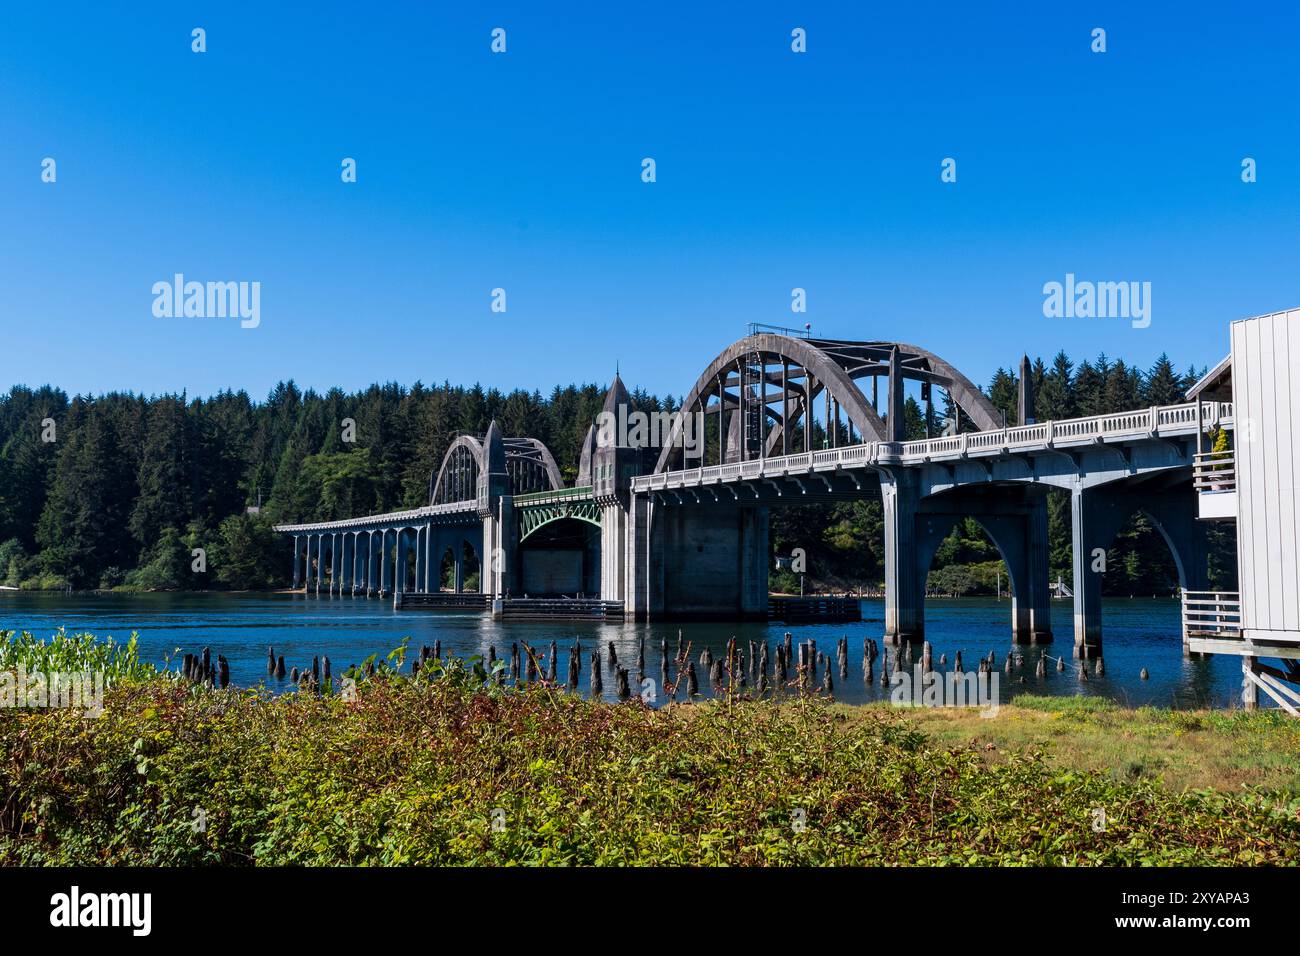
[1,642,1296,866]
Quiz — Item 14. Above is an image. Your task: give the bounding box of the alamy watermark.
[1042,273,1150,329]
[0,664,105,717]
[596,404,705,458]
[889,663,1000,717]
[152,274,261,329]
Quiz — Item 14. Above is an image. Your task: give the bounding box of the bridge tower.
[478,421,514,599]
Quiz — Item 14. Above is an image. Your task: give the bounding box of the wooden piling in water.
[686,661,699,697]
[591,652,603,695]
[218,655,229,689]
[1095,658,1104,677]
[323,657,331,687]
[954,650,963,674]
[922,641,933,674]
[1057,657,1065,672]
[289,666,299,682]
[615,666,631,701]
[434,640,441,659]
[548,640,558,682]
[1035,653,1046,677]
[1140,667,1149,680]
[608,640,618,669]
[510,642,520,681]
[267,646,275,676]
[568,651,580,691]
[276,655,285,679]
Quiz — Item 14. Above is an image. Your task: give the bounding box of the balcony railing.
[1182,590,1241,639]
[1193,452,1236,493]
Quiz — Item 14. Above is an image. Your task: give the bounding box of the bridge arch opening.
[461,539,481,592]
[516,517,600,597]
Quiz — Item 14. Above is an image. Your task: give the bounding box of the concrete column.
[739,506,770,617]
[482,501,516,598]
[656,503,767,620]
[413,527,424,594]
[292,535,301,589]
[367,531,378,596]
[331,533,341,594]
[396,529,408,594]
[379,529,391,596]
[424,523,433,592]
[340,533,352,594]
[454,537,465,593]
[600,502,629,603]
[1069,484,1105,654]
[625,493,662,620]
[351,532,360,594]
[315,534,324,593]
[882,471,923,643]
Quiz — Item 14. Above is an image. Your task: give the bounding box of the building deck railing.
[1193,452,1236,493]
[1182,590,1242,639]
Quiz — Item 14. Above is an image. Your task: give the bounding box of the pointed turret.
[593,373,647,505]
[602,373,631,422]
[1018,354,1035,426]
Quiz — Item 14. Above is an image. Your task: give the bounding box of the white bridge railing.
[275,497,480,534]
[633,400,1233,493]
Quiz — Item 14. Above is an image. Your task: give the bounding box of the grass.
[0,633,1296,866]
[841,695,1300,797]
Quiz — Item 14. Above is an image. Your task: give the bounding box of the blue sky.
[2,1,1298,401]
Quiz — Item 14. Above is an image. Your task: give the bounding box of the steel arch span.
[652,333,1002,473]
[429,426,564,506]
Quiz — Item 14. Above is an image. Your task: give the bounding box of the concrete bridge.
[276,328,1238,659]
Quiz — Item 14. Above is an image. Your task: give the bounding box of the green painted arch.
[518,501,602,542]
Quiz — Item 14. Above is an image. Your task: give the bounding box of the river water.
[0,591,1251,709]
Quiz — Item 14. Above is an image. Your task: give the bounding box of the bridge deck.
[633,400,1233,493]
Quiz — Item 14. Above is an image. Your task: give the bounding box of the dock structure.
[275,324,1299,711]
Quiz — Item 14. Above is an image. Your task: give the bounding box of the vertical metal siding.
[1232,309,1300,637]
